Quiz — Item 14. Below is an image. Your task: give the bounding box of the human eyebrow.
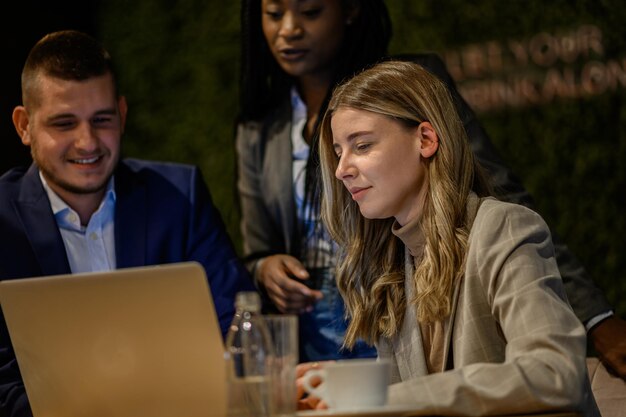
[45,113,75,124]
[299,0,323,12]
[346,130,374,142]
[263,1,283,18]
[93,108,118,117]
[333,130,373,153]
[46,107,117,121]
[93,110,117,120]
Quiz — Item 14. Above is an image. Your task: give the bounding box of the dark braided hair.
[239,0,392,122]
[238,0,392,262]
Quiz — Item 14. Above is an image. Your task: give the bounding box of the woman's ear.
[417,121,439,159]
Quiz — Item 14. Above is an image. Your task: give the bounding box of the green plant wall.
[98,0,626,318]
[99,0,242,232]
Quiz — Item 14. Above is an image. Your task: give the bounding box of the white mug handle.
[301,368,328,402]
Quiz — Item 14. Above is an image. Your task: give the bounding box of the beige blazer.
[378,197,600,416]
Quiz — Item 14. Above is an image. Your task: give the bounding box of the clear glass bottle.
[225,292,274,417]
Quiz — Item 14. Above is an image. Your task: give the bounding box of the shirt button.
[90,232,98,241]
[68,213,78,223]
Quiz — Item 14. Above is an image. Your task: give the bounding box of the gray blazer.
[235,53,611,323]
[379,197,599,416]
[236,98,296,268]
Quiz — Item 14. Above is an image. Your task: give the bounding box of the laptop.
[0,262,226,417]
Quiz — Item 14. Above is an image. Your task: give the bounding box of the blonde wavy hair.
[319,60,491,347]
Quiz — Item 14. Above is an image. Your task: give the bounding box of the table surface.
[295,406,580,417]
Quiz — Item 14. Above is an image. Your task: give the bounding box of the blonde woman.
[313,61,599,415]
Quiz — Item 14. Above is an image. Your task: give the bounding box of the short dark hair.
[21,30,116,108]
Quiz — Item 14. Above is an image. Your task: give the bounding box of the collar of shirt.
[291,86,310,161]
[39,172,116,232]
[39,171,117,273]
[289,87,336,268]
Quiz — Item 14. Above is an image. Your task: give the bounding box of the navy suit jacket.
[0,158,254,417]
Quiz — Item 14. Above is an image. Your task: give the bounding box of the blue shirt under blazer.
[0,158,254,417]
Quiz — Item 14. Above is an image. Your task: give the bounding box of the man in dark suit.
[0,30,254,417]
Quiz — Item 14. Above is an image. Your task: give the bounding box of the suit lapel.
[113,162,147,268]
[392,247,429,379]
[14,165,70,276]
[441,193,483,371]
[265,102,296,252]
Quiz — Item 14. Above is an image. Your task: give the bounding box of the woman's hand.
[296,362,331,410]
[256,255,323,314]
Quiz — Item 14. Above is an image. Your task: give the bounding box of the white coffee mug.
[301,358,390,410]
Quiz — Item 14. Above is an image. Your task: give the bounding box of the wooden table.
[296,407,580,417]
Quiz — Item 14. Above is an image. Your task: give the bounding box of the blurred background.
[1,0,625,317]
